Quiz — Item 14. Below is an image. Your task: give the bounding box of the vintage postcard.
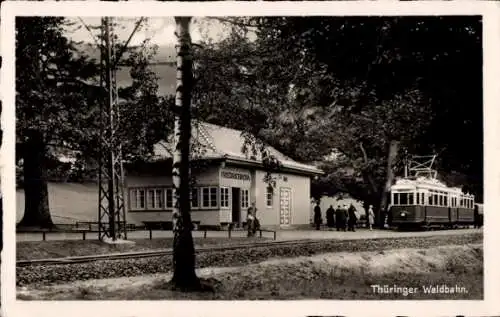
[1,1,500,317]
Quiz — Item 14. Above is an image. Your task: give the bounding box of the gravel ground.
[17,237,272,260]
[17,244,483,300]
[17,233,482,287]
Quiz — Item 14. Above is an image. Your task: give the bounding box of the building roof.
[152,121,323,175]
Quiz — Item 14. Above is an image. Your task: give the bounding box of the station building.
[125,121,323,229]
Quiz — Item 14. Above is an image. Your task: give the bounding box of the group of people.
[313,202,375,231]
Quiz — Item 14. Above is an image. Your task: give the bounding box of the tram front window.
[399,193,408,205]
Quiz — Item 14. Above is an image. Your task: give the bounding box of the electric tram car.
[389,177,475,229]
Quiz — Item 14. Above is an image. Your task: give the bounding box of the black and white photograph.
[1,1,500,316]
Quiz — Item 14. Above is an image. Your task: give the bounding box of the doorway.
[279,187,291,226]
[232,187,241,224]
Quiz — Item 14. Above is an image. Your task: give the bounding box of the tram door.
[232,187,241,224]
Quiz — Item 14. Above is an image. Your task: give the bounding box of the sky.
[66,17,233,47]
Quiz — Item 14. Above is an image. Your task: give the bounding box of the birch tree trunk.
[378,139,399,228]
[170,16,199,290]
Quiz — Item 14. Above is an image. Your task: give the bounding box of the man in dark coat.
[473,204,479,228]
[326,205,335,228]
[335,205,347,231]
[313,202,322,230]
[347,203,358,232]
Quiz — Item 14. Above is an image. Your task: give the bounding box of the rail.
[17,238,312,267]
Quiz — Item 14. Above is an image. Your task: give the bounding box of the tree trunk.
[18,130,54,228]
[170,16,200,290]
[378,139,400,228]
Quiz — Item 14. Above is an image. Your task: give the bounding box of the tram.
[389,155,475,229]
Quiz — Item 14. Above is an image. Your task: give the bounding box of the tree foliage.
[15,17,173,227]
[194,16,483,217]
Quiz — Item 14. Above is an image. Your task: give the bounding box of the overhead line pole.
[97,16,144,241]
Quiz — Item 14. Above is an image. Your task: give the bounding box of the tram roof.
[391,177,473,196]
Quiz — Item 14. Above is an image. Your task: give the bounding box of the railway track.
[17,239,319,267]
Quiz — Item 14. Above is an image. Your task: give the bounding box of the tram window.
[408,193,414,205]
[434,194,439,206]
[428,195,432,205]
[393,193,399,205]
[444,196,448,206]
[400,193,408,205]
[439,195,443,206]
[421,193,425,205]
[416,193,420,205]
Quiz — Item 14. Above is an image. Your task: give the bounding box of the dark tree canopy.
[194,16,483,208]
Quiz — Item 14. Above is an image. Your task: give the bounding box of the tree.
[194,16,483,219]
[169,16,203,291]
[16,17,100,228]
[15,17,174,228]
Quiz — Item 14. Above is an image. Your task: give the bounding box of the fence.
[17,222,277,241]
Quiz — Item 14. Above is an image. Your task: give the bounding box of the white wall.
[311,194,365,222]
[16,182,109,224]
[254,170,311,227]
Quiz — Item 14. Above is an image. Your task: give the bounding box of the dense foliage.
[15,17,173,227]
[193,16,483,215]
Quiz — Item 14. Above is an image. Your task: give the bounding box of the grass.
[60,272,480,300]
[17,244,483,300]
[16,237,271,260]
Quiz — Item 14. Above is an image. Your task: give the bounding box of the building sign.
[221,170,251,181]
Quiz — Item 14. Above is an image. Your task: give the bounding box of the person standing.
[247,202,258,237]
[473,204,479,229]
[347,204,358,232]
[335,205,342,231]
[367,205,375,230]
[326,205,335,229]
[314,202,322,230]
[340,204,348,232]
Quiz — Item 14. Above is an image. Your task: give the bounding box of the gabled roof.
[152,121,323,176]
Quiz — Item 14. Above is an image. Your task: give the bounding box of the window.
[416,193,420,205]
[444,196,448,206]
[147,189,164,209]
[399,193,408,205]
[408,193,414,205]
[166,189,173,208]
[433,194,438,206]
[241,189,249,209]
[146,188,164,209]
[393,193,399,205]
[220,187,230,208]
[210,187,218,207]
[202,188,210,207]
[201,187,218,208]
[147,189,155,209]
[191,188,199,208]
[129,189,146,210]
[421,193,425,205]
[266,186,273,207]
[439,195,443,206]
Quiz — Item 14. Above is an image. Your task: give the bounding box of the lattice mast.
[98,17,127,241]
[404,154,438,180]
